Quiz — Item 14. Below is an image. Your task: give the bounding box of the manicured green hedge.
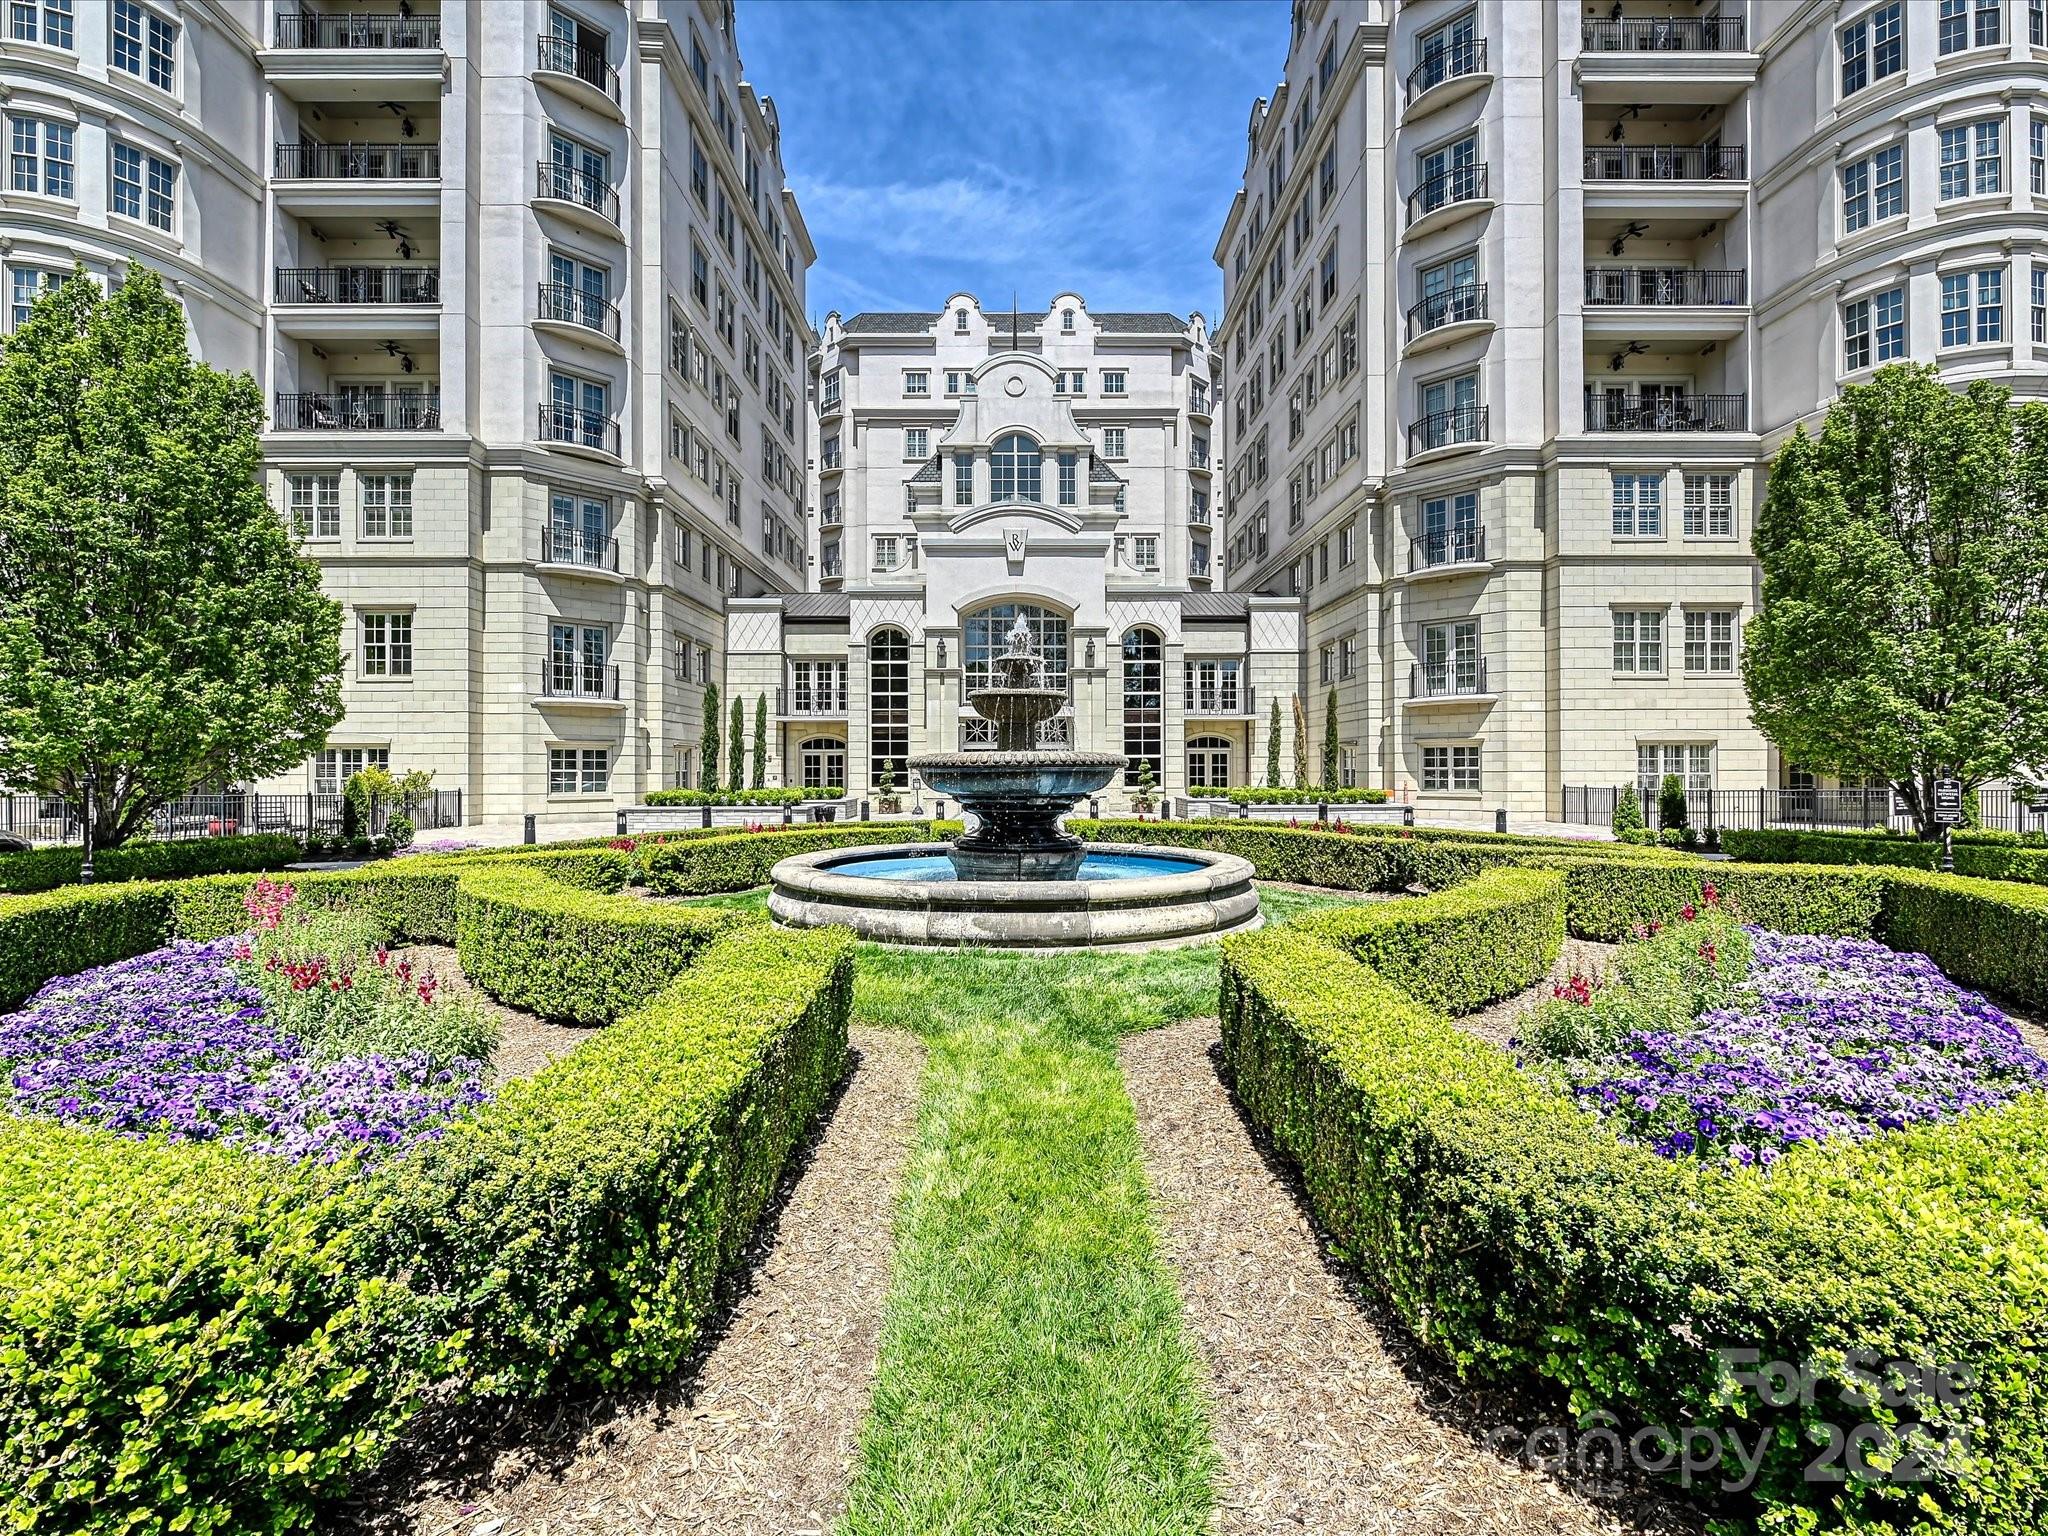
[1219,786,1391,805]
[358,923,853,1393]
[0,882,177,1012]
[0,833,303,895]
[641,821,941,897]
[1217,845,2048,1534]
[1721,827,2048,886]
[642,787,830,807]
[0,1122,445,1536]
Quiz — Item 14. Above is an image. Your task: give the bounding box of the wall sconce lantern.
[936,637,948,669]
[1085,638,1096,669]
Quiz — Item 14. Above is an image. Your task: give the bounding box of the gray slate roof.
[782,592,851,621]
[1180,592,1249,620]
[841,310,1191,336]
[907,456,941,484]
[1089,459,1126,485]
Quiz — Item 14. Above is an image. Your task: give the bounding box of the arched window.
[1061,307,1075,332]
[990,432,1041,503]
[798,736,845,792]
[1122,627,1163,787]
[963,602,1068,694]
[869,627,909,786]
[1187,735,1232,791]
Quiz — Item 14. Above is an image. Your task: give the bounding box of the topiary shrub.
[1612,784,1646,839]
[1657,772,1688,833]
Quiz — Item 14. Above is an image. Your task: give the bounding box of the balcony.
[536,282,622,345]
[533,161,620,234]
[1582,144,1747,219]
[820,555,844,581]
[820,449,843,474]
[535,35,621,115]
[1407,658,1492,705]
[1185,681,1255,716]
[1188,386,1213,419]
[1189,447,1212,471]
[538,525,622,577]
[1583,392,1748,433]
[1406,404,1488,460]
[1189,557,1213,582]
[1188,502,1212,527]
[263,12,442,101]
[819,500,843,529]
[275,265,439,305]
[817,390,844,420]
[273,141,440,215]
[1403,283,1491,353]
[1579,17,1756,104]
[536,662,622,708]
[1582,267,1749,343]
[1405,164,1491,239]
[1404,39,1490,116]
[537,403,621,458]
[273,390,440,432]
[776,686,850,718]
[1409,525,1489,577]
[1583,144,1744,182]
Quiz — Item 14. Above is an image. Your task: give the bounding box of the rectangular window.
[1421,744,1481,793]
[1058,451,1077,506]
[1841,2,1901,96]
[1132,534,1159,572]
[1841,157,1871,233]
[288,473,340,539]
[1612,609,1665,674]
[359,472,413,538]
[9,118,71,198]
[112,0,174,90]
[2036,0,2046,46]
[315,747,389,796]
[10,0,73,47]
[1103,426,1127,460]
[1844,295,1872,370]
[1102,370,1127,396]
[954,454,973,506]
[1638,743,1714,795]
[1874,284,1906,359]
[904,427,928,459]
[2035,263,2046,345]
[1940,120,2002,201]
[359,612,412,678]
[1944,267,2005,345]
[6,264,59,330]
[548,746,609,796]
[1684,609,1737,674]
[2033,119,2045,196]
[904,369,929,396]
[1683,473,1735,538]
[1611,472,1663,537]
[111,141,141,220]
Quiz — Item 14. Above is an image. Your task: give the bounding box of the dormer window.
[1061,307,1075,333]
[955,307,969,333]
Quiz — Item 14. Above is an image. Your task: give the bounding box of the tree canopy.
[1743,364,2048,835]
[0,267,343,844]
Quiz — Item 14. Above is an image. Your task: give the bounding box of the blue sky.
[737,0,1291,327]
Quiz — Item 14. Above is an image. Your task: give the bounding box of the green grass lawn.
[670,880,1360,1533]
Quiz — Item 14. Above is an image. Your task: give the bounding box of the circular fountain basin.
[768,842,1262,950]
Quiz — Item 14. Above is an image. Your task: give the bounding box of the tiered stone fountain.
[768,617,1260,949]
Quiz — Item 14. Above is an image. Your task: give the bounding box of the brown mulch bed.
[1120,1018,1702,1536]
[1457,938,1621,1050]
[329,1026,924,1536]
[387,945,590,1083]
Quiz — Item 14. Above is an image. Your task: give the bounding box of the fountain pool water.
[768,616,1260,950]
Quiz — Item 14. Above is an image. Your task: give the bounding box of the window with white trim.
[1840,2,1901,96]
[1939,120,2002,201]
[1611,472,1663,537]
[6,265,60,330]
[2032,119,2044,196]
[111,141,175,231]
[359,473,413,538]
[904,427,928,460]
[1421,743,1480,792]
[1682,473,1735,538]
[1638,743,1713,795]
[1683,609,1737,674]
[903,369,929,397]
[953,453,973,506]
[1132,534,1159,572]
[9,0,73,48]
[2035,0,2046,46]
[1941,268,2004,346]
[1845,285,1906,370]
[1936,0,1999,53]
[288,473,340,539]
[548,746,609,796]
[1840,144,1902,233]
[8,117,71,198]
[315,747,388,795]
[2035,263,2046,345]
[1102,426,1127,460]
[112,0,175,91]
[359,612,412,677]
[1102,369,1127,396]
[1057,451,1077,506]
[872,534,902,572]
[1612,609,1665,674]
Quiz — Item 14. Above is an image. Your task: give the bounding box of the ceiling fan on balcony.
[1608,221,1649,257]
[380,103,417,139]
[1608,105,1646,142]
[1608,341,1649,373]
[382,342,417,374]
[376,220,416,260]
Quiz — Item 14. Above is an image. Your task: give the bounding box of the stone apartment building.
[1,0,812,832]
[1216,0,2048,818]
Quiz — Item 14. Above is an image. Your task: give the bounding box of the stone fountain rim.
[769,840,1257,909]
[908,750,1127,772]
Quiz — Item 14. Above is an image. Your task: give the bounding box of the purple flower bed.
[1,938,486,1162]
[1565,928,2048,1167]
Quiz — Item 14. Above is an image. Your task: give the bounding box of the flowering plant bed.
[1522,886,2048,1166]
[0,878,493,1162]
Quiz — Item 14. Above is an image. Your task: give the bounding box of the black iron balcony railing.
[274,391,440,431]
[273,11,443,49]
[536,35,619,102]
[274,141,439,179]
[1188,386,1212,416]
[1412,525,1488,570]
[1189,558,1212,580]
[537,402,621,455]
[537,281,621,338]
[819,500,843,528]
[1581,16,1746,52]
[274,265,439,304]
[540,661,620,701]
[1584,392,1748,432]
[1583,143,1746,181]
[1189,447,1212,469]
[820,555,844,580]
[1407,404,1488,456]
[539,526,620,571]
[1405,282,1488,341]
[777,685,850,717]
[1411,657,1490,700]
[1185,681,1254,715]
[1583,268,1747,306]
[534,161,619,224]
[1406,163,1488,227]
[1406,37,1487,102]
[1188,502,1212,526]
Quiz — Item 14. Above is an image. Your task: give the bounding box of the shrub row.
[640,820,941,896]
[1,856,857,1534]
[0,833,303,895]
[1720,827,2048,886]
[1217,837,2048,1533]
[642,787,828,807]
[1218,786,1391,805]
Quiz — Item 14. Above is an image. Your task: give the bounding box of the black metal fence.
[1,790,465,846]
[1562,784,2048,836]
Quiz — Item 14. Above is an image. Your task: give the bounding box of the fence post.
[306,792,315,841]
[522,813,536,845]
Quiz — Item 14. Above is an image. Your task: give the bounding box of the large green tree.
[1744,364,2048,837]
[0,267,342,845]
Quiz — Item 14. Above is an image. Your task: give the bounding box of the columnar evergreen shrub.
[701,682,721,794]
[727,695,745,791]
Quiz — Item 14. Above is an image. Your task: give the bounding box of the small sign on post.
[1933,778,1964,872]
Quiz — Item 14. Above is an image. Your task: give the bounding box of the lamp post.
[78,768,98,884]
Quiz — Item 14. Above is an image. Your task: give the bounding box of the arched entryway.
[1186,735,1232,791]
[798,736,846,792]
